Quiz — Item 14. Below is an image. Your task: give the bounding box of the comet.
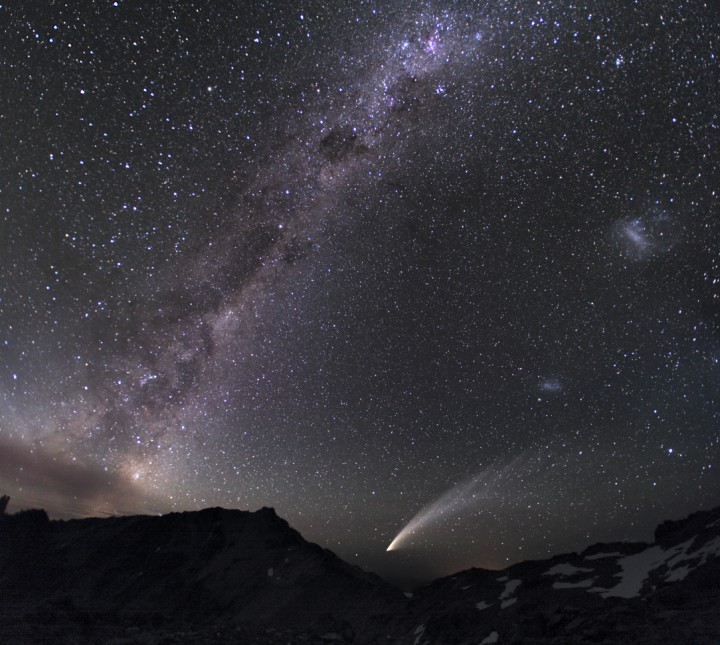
[387,455,528,552]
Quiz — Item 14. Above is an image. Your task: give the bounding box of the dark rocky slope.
[1,504,719,644]
[0,506,405,644]
[397,505,720,644]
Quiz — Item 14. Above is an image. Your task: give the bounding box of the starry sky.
[1,1,719,587]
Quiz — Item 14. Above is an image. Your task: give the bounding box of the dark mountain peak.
[189,504,292,534]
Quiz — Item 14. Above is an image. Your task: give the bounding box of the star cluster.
[1,1,719,586]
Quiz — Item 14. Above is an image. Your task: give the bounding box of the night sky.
[1,1,719,586]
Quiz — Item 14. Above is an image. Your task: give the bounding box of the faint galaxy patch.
[539,379,563,394]
[612,211,681,261]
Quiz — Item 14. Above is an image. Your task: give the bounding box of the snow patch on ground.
[480,631,499,644]
[267,568,273,577]
[498,578,521,609]
[544,561,595,590]
[578,534,720,598]
[584,552,622,560]
[590,539,693,598]
[544,563,593,577]
[413,624,425,645]
[666,565,692,583]
[665,535,720,582]
[499,579,521,598]
[476,600,491,611]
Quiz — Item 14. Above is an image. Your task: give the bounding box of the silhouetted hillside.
[0,505,405,644]
[1,503,719,643]
[397,504,720,644]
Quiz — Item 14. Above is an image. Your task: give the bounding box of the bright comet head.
[386,536,401,551]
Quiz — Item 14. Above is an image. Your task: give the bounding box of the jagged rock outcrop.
[393,505,720,644]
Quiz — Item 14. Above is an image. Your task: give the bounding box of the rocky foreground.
[1,504,719,644]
